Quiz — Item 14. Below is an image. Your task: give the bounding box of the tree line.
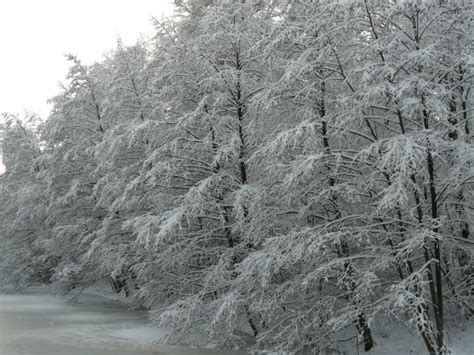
[0,1,472,354]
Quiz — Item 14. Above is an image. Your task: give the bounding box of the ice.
[0,292,246,355]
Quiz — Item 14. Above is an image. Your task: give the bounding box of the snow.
[1,290,472,354]
[368,321,474,355]
[1,1,473,354]
[0,291,246,355]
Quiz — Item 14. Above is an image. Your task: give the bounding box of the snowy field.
[368,321,474,355]
[0,292,246,355]
[1,291,472,355]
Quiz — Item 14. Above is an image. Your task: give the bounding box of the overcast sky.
[0,0,175,121]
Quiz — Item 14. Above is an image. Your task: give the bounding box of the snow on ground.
[1,288,472,354]
[0,291,246,355]
[369,320,474,355]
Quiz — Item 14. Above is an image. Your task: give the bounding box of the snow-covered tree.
[40,56,110,294]
[235,1,473,353]
[0,114,51,290]
[1,1,472,354]
[119,0,274,346]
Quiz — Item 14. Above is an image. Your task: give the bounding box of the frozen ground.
[369,321,474,355]
[1,291,472,354]
[0,292,246,355]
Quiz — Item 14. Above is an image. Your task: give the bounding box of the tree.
[121,0,273,346]
[40,56,109,294]
[237,1,473,353]
[1,1,472,353]
[0,114,51,290]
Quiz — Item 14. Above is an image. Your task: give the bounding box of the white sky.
[0,0,175,121]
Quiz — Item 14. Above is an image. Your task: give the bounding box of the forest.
[0,0,473,354]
